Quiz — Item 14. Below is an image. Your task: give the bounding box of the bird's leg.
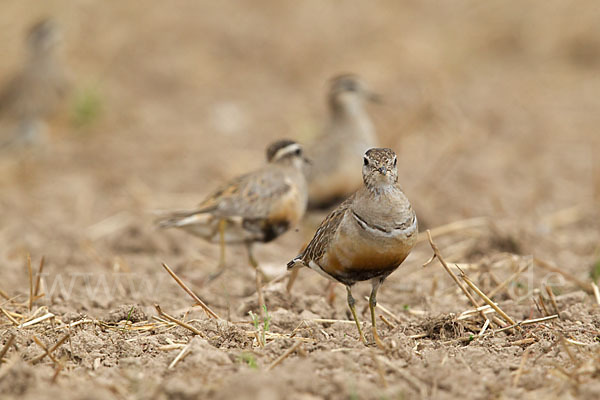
[286,266,299,293]
[369,278,385,349]
[246,243,266,318]
[325,281,337,306]
[207,219,227,282]
[218,219,226,267]
[346,285,367,345]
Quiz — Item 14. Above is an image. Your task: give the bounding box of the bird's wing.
[194,167,292,219]
[295,194,355,265]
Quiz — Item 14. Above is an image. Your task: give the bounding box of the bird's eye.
[294,148,302,156]
[363,157,369,166]
[393,157,397,167]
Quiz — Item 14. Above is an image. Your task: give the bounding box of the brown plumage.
[288,148,418,348]
[158,140,309,282]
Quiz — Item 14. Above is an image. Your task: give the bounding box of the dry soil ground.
[1,1,600,399]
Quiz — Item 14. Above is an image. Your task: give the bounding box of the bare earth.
[1,1,600,399]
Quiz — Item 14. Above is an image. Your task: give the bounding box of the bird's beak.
[303,156,312,165]
[378,166,387,174]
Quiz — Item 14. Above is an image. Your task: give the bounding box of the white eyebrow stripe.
[273,143,301,160]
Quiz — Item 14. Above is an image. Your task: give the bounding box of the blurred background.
[0,0,599,283]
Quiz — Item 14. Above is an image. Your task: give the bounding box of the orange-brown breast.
[320,229,413,283]
[266,183,306,227]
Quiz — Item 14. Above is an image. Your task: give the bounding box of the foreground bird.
[158,140,309,308]
[0,18,69,148]
[306,74,379,209]
[288,148,417,348]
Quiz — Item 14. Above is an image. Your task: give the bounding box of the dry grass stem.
[311,318,356,324]
[458,304,496,320]
[0,307,20,326]
[154,304,205,337]
[158,344,187,351]
[31,333,70,364]
[425,230,489,322]
[27,255,33,311]
[510,338,536,346]
[460,272,517,326]
[32,336,59,364]
[0,334,15,363]
[34,256,45,297]
[168,342,192,369]
[51,361,64,384]
[479,319,490,336]
[591,282,600,306]
[267,341,303,371]
[19,312,55,328]
[380,315,396,329]
[544,285,560,317]
[492,315,558,334]
[564,338,592,346]
[538,294,550,316]
[161,263,220,319]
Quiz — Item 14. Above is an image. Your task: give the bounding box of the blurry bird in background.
[157,140,309,314]
[305,74,380,210]
[0,18,69,149]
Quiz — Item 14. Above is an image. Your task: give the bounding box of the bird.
[0,18,69,148]
[287,148,418,348]
[157,139,309,311]
[305,74,380,209]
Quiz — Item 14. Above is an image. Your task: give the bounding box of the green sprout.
[121,306,135,332]
[238,352,258,369]
[71,85,103,129]
[248,305,271,347]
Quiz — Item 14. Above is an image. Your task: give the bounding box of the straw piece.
[27,255,33,311]
[19,312,55,328]
[425,230,495,325]
[590,282,600,306]
[30,334,70,363]
[161,263,220,319]
[0,307,20,326]
[34,256,45,297]
[154,304,205,337]
[168,342,192,369]
[460,272,517,327]
[0,334,15,363]
[267,341,303,371]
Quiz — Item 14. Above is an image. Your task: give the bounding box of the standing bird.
[0,18,69,148]
[157,140,309,310]
[288,148,418,348]
[306,74,379,209]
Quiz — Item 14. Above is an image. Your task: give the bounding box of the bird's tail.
[154,209,205,229]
